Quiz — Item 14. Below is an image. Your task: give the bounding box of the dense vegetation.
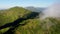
[0,7,40,34]
[0,7,60,34]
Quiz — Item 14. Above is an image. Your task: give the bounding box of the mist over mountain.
[0,4,60,34]
[42,2,60,18]
[1,0,60,34]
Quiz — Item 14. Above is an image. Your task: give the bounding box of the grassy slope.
[14,19,40,34]
[0,7,60,34]
[0,7,40,34]
[0,7,31,26]
[0,7,32,34]
[14,18,60,34]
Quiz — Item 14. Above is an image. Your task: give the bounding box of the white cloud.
[42,2,60,18]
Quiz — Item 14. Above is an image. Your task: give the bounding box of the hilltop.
[0,6,40,34]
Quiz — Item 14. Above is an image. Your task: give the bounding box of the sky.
[0,0,57,8]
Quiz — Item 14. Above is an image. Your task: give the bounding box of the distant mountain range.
[0,8,6,10]
[25,6,46,12]
[0,6,46,12]
[0,8,4,10]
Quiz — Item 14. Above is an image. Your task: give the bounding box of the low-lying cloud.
[42,2,60,18]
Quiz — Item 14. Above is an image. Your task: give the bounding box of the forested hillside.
[0,7,40,34]
[0,7,60,34]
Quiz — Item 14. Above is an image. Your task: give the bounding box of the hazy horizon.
[0,0,57,9]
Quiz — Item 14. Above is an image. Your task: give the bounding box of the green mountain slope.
[0,7,60,34]
[0,7,31,26]
[0,6,40,34]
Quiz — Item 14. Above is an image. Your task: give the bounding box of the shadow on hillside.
[0,12,39,34]
[26,12,39,19]
[3,18,28,34]
[0,18,27,30]
[0,12,39,30]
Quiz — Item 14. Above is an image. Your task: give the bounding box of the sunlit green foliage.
[14,19,40,34]
[0,7,31,26]
[0,7,60,34]
[0,27,10,34]
[40,17,60,34]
